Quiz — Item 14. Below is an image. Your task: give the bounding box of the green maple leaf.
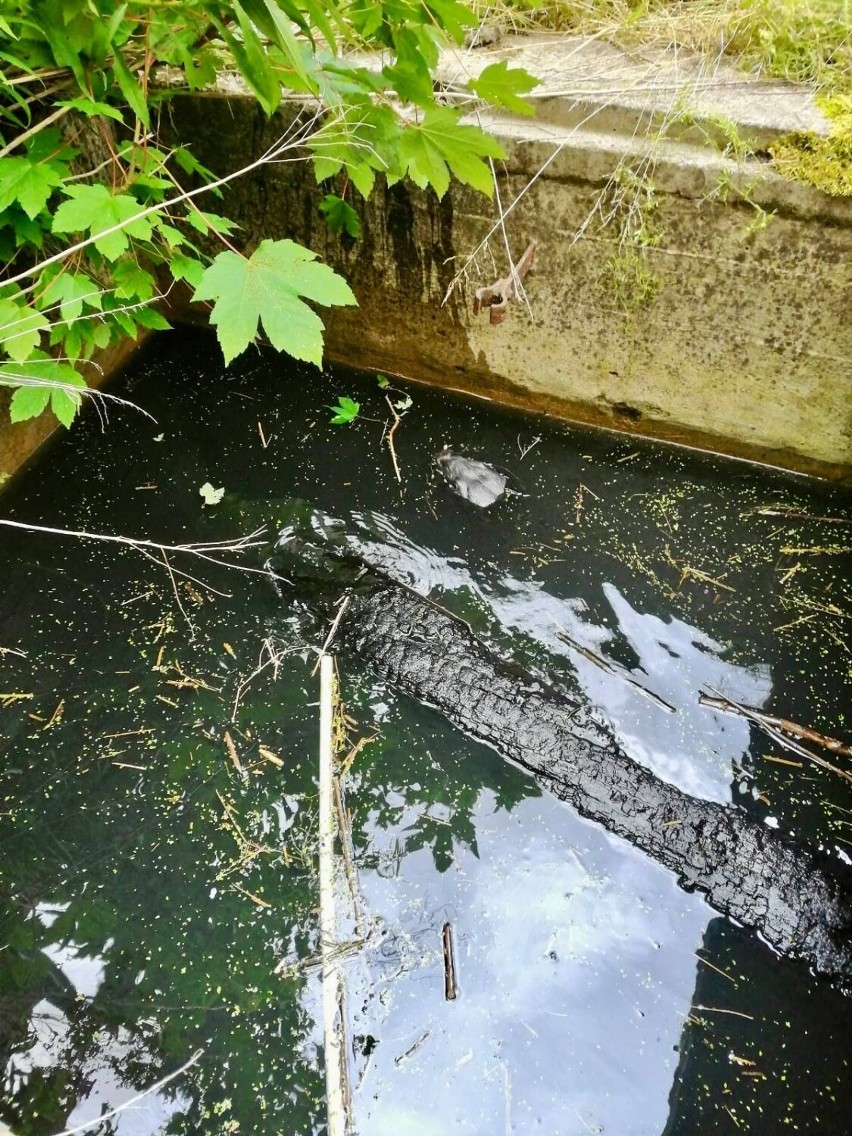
[0,298,49,362]
[0,155,66,219]
[424,0,477,42]
[199,481,225,506]
[468,61,540,116]
[52,184,153,261]
[319,194,361,238]
[193,239,357,367]
[3,352,87,427]
[400,108,505,198]
[38,270,103,323]
[169,252,206,288]
[0,128,73,219]
[112,259,156,301]
[327,396,359,425]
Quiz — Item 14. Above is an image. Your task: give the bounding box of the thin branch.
[0,104,71,159]
[700,693,852,762]
[311,594,351,676]
[159,547,195,638]
[0,518,272,578]
[383,394,403,483]
[0,107,331,291]
[51,1049,204,1136]
[556,626,676,713]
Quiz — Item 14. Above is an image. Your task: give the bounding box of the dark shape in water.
[434,447,510,508]
[280,542,852,987]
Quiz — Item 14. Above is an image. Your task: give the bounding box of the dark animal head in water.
[434,447,510,508]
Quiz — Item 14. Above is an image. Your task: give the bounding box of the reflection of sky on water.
[490,578,771,803]
[349,788,709,1136]
[2,906,189,1136]
[352,514,772,804]
[333,514,783,1131]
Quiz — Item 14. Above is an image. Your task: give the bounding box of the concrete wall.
[3,35,848,483]
[163,35,851,480]
[0,337,143,485]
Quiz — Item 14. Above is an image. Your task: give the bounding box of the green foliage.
[0,0,535,430]
[398,107,506,197]
[3,352,87,426]
[467,60,540,115]
[319,193,362,237]
[770,94,852,197]
[194,239,357,366]
[52,184,154,260]
[327,394,360,424]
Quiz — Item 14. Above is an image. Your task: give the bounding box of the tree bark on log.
[303,571,852,985]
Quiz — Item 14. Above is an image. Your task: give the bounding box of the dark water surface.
[1,327,850,1135]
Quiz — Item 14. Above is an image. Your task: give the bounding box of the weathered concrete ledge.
[164,34,852,480]
[0,336,144,486]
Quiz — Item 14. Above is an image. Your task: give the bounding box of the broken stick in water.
[319,654,349,1136]
[442,922,458,1001]
[700,692,852,781]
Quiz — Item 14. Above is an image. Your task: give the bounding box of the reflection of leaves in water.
[0,577,327,1134]
[340,677,538,874]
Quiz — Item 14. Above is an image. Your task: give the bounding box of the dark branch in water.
[286,554,852,987]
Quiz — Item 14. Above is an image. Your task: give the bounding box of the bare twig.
[0,518,269,575]
[700,693,852,763]
[159,548,195,638]
[556,626,676,713]
[51,1049,204,1136]
[383,394,403,483]
[333,777,366,937]
[0,104,71,158]
[517,434,541,460]
[394,1030,431,1067]
[745,507,851,525]
[311,595,352,677]
[231,638,297,722]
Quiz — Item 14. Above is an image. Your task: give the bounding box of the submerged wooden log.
[286,551,852,985]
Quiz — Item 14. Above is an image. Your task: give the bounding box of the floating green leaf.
[467,60,540,116]
[327,395,359,425]
[199,481,225,506]
[193,239,357,367]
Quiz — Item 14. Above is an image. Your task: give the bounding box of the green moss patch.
[770,94,852,197]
